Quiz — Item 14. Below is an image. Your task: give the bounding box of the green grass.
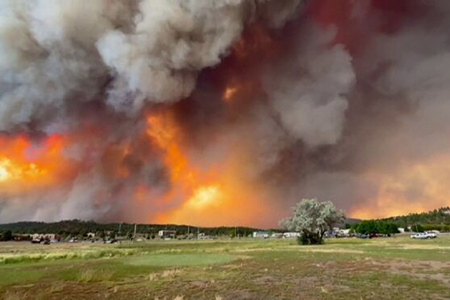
[126,253,236,267]
[0,235,449,299]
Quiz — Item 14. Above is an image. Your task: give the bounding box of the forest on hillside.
[379,207,450,232]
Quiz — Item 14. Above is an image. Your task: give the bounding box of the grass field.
[1,235,450,300]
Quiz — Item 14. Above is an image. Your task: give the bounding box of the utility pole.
[118,223,122,236]
[133,224,137,241]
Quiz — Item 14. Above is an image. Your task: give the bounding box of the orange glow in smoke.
[147,113,193,185]
[349,154,450,219]
[145,111,267,226]
[0,158,46,182]
[223,86,239,103]
[0,135,71,194]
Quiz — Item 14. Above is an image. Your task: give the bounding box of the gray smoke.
[0,0,303,225]
[0,0,301,131]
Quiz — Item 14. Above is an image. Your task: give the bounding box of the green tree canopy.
[1,230,13,241]
[355,220,399,234]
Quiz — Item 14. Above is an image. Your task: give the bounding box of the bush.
[297,233,324,245]
[355,220,399,235]
[0,230,13,241]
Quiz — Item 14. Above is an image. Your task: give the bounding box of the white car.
[410,233,428,239]
[426,232,437,239]
[410,232,437,239]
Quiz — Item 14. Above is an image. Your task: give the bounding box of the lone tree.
[280,198,345,245]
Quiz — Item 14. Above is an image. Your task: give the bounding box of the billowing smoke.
[0,0,449,227]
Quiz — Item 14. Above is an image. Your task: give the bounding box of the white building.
[337,229,351,237]
[31,233,57,242]
[158,230,176,239]
[253,231,270,239]
[271,233,283,238]
[283,232,300,238]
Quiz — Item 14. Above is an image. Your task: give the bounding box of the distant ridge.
[380,207,450,226]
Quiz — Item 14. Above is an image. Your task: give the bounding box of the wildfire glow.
[0,158,47,182]
[146,112,222,209]
[145,111,268,226]
[188,186,223,209]
[350,155,450,219]
[0,159,12,182]
[147,113,194,185]
[0,135,72,194]
[223,87,238,103]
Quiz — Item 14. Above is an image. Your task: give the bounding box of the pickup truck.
[410,232,437,239]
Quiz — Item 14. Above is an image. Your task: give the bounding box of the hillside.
[381,207,450,229]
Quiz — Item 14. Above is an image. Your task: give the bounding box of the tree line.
[0,220,262,238]
[381,207,450,228]
[349,220,399,235]
[280,199,450,246]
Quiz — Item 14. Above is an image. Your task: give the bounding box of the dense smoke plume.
[0,0,449,227]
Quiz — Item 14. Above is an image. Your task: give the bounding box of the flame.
[0,162,9,181]
[147,113,194,185]
[146,111,219,209]
[0,158,47,182]
[140,24,283,226]
[0,134,78,196]
[223,86,239,103]
[145,111,267,226]
[187,185,223,209]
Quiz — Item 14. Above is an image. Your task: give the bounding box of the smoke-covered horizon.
[1,0,449,227]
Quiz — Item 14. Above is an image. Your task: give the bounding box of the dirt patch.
[395,244,450,250]
[233,246,364,254]
[253,275,275,285]
[374,259,450,285]
[295,248,364,254]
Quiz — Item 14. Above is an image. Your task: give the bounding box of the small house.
[253,231,270,239]
[283,232,300,238]
[158,230,176,239]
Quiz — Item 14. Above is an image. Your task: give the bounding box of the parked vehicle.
[410,232,437,239]
[356,234,370,239]
[425,232,437,239]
